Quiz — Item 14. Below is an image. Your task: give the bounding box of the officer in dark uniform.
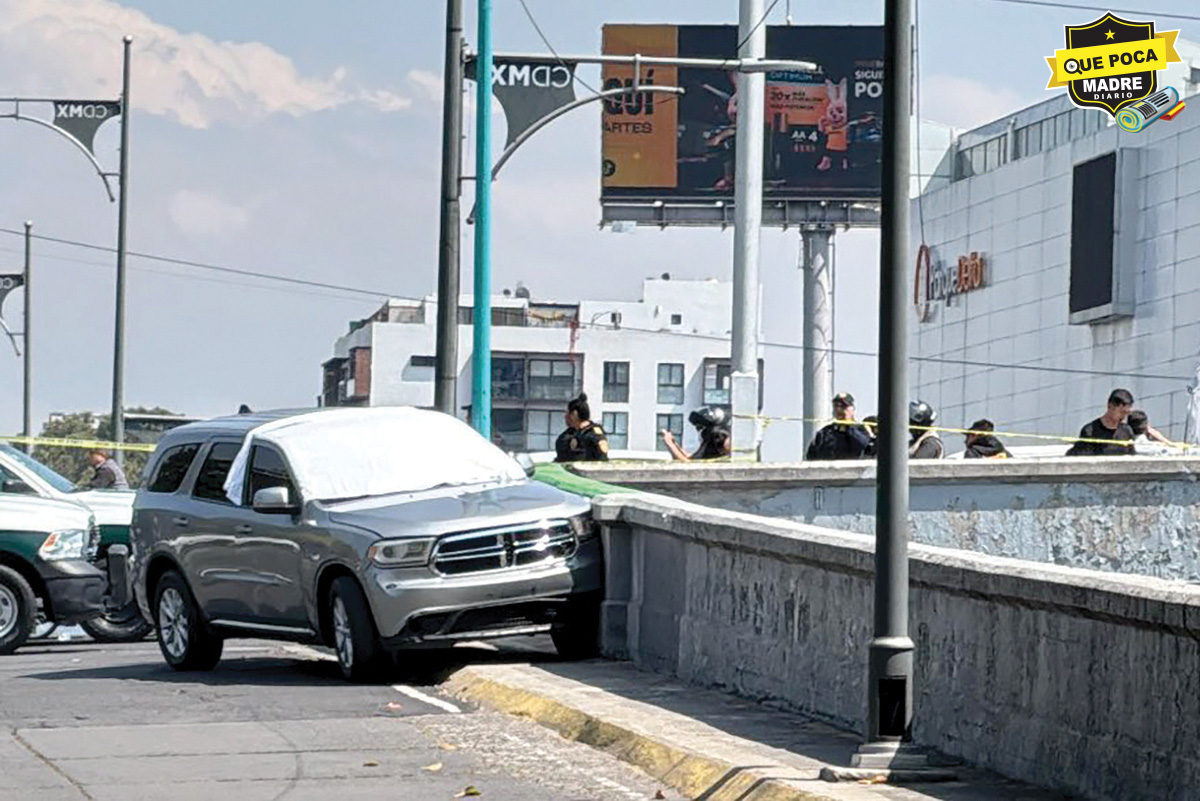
[661,405,731,461]
[805,392,871,461]
[554,393,609,462]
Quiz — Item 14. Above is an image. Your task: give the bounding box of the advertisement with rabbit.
[601,24,884,203]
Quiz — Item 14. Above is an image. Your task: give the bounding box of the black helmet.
[688,405,728,430]
[909,400,936,428]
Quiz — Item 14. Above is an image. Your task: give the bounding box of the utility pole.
[470,0,493,438]
[110,35,132,463]
[853,0,925,770]
[22,221,32,454]
[801,225,834,448]
[729,0,766,462]
[435,0,464,417]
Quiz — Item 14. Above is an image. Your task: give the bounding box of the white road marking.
[277,643,337,662]
[392,684,462,714]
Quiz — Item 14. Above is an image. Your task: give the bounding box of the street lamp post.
[22,222,32,454]
[471,0,494,439]
[110,35,132,464]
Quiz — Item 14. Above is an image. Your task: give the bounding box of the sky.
[0,0,1196,441]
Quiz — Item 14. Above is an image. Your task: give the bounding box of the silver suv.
[131,408,603,681]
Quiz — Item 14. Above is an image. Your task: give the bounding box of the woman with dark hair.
[554,393,609,462]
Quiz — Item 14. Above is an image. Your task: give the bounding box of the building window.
[703,362,733,406]
[603,361,630,403]
[1056,112,1071,147]
[528,358,580,401]
[493,357,526,400]
[657,363,685,404]
[602,412,628,449]
[656,413,683,452]
[955,148,974,180]
[410,355,436,368]
[492,408,525,451]
[525,409,556,451]
[670,313,682,325]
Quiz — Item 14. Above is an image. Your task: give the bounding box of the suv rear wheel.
[329,576,388,682]
[0,566,36,655]
[154,571,222,671]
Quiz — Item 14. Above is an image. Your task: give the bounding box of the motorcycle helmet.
[909,400,936,429]
[688,405,728,430]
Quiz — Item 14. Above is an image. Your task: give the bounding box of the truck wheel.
[154,571,222,671]
[0,565,37,655]
[81,601,153,643]
[551,596,602,660]
[329,576,388,683]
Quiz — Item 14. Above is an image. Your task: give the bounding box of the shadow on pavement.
[521,660,1073,801]
[21,637,567,688]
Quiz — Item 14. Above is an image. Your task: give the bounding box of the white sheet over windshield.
[223,407,526,505]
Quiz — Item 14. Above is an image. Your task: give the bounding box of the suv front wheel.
[329,576,388,683]
[154,571,223,671]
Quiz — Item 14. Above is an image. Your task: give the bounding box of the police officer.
[805,392,871,461]
[661,405,731,461]
[554,393,609,462]
[908,400,944,459]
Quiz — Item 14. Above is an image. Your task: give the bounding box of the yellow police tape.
[734,414,1196,452]
[0,435,156,453]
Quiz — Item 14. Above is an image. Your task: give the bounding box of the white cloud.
[406,69,444,103]
[919,74,1037,131]
[0,0,412,129]
[169,189,250,236]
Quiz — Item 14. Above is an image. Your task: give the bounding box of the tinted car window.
[147,443,200,493]
[191,442,242,503]
[248,446,297,505]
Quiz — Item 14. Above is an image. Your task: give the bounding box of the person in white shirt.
[1127,410,1176,456]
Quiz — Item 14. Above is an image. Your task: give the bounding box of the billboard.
[601,25,885,206]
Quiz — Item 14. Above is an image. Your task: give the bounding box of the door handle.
[235,525,253,535]
[171,516,190,527]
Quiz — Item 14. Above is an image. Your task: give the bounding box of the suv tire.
[0,566,37,655]
[551,595,602,660]
[329,576,388,683]
[154,571,222,671]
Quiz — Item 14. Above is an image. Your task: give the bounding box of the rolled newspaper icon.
[1116,86,1180,133]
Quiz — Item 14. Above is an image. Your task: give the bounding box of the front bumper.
[40,559,107,625]
[363,537,604,643]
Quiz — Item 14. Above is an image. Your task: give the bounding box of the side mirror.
[1,478,34,495]
[514,452,536,478]
[252,486,297,513]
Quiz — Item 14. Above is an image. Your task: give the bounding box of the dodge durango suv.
[131,407,604,681]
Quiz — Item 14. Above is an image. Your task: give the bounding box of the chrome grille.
[432,520,575,576]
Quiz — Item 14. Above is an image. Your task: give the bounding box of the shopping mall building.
[909,43,1200,445]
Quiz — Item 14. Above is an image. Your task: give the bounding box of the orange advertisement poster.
[601,25,678,189]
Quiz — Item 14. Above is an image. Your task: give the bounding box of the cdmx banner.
[600,24,885,203]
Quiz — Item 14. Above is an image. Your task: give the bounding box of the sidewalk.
[444,659,1071,801]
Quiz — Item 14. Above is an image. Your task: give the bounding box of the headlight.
[568,514,598,541]
[367,538,435,567]
[39,529,87,561]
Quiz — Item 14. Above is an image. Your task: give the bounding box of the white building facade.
[909,48,1200,443]
[321,278,770,455]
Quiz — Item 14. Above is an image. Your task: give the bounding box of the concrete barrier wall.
[595,491,1200,801]
[578,458,1200,582]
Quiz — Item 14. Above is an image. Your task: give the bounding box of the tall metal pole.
[470,0,493,438]
[435,0,464,417]
[22,221,32,454]
[801,226,834,449]
[730,0,766,462]
[110,35,132,463]
[857,0,917,762]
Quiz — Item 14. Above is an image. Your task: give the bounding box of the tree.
[32,406,181,489]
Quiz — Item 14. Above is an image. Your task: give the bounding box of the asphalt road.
[0,634,681,801]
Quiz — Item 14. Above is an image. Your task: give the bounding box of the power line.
[516,0,600,94]
[979,0,1200,21]
[737,0,784,52]
[1,227,1187,383]
[0,227,409,301]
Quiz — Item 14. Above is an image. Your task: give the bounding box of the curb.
[445,667,847,801]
